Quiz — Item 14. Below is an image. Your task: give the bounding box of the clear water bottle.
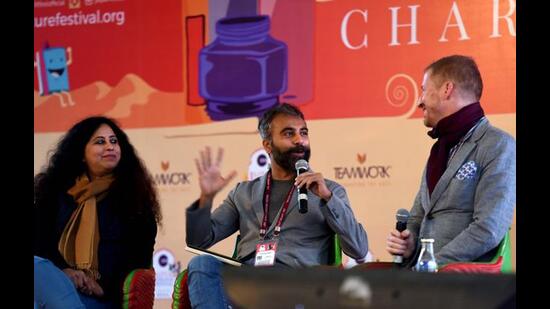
[415,238,438,272]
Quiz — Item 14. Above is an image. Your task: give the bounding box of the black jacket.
[34,192,157,304]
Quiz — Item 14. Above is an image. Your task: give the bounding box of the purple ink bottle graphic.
[199,15,288,120]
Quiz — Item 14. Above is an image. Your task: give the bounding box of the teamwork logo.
[333,153,391,180]
[153,160,192,192]
[34,42,75,107]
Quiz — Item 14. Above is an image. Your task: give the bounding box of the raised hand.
[194,147,237,206]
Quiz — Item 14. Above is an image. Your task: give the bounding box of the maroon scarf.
[426,102,484,195]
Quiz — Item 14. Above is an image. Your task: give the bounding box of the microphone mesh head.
[396,208,410,223]
[295,159,309,171]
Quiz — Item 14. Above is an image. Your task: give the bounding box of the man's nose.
[416,96,424,108]
[293,135,305,145]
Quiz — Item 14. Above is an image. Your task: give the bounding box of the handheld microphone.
[295,159,309,214]
[393,208,410,263]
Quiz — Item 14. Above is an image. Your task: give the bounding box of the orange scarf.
[58,174,114,280]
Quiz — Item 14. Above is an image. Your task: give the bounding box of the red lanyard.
[259,170,296,239]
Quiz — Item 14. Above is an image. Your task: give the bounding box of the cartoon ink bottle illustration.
[34,42,75,107]
[199,15,288,120]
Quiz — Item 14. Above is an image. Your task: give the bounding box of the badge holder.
[254,238,279,267]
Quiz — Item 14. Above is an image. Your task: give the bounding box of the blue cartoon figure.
[34,42,75,107]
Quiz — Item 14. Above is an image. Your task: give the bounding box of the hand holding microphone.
[294,159,332,214]
[387,208,411,263]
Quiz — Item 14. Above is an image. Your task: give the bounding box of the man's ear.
[442,81,455,99]
[262,139,272,154]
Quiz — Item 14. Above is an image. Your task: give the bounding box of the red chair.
[353,261,395,270]
[438,230,512,274]
[171,269,191,309]
[122,268,156,309]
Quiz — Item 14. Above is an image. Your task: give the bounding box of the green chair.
[328,233,343,267]
[172,234,343,309]
[438,230,512,274]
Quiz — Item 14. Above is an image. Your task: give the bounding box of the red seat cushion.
[438,257,503,274]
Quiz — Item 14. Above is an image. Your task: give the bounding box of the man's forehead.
[422,71,432,83]
[422,72,439,88]
[271,114,307,130]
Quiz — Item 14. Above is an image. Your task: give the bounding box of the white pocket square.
[456,161,477,180]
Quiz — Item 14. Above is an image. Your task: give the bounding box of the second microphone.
[295,159,309,214]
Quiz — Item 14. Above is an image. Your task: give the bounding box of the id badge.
[254,239,278,267]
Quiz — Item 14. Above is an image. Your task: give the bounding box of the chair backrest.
[122,268,156,309]
[438,230,512,274]
[495,229,512,273]
[171,269,191,309]
[328,234,343,267]
[231,234,241,259]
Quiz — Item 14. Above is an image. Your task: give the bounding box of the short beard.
[271,143,311,173]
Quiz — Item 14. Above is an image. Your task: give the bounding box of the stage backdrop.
[34,0,516,307]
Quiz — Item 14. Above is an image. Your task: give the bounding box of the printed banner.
[34,1,516,305]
